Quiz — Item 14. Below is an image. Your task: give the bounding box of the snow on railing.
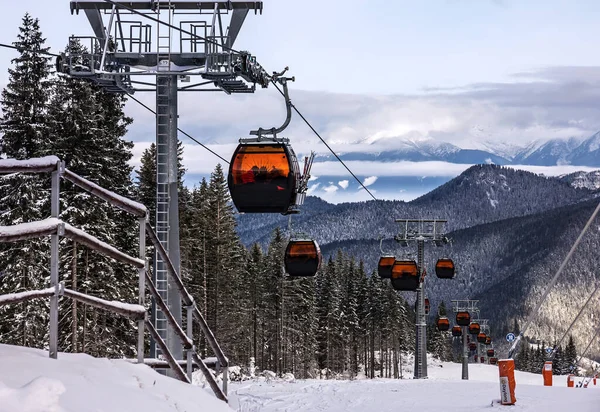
[63,223,145,268]
[0,156,60,173]
[0,288,56,306]
[63,288,145,320]
[0,218,144,269]
[62,169,147,218]
[0,218,62,242]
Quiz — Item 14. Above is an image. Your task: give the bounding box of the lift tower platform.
[62,0,267,366]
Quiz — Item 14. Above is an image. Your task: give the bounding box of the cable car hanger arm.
[248,67,295,140]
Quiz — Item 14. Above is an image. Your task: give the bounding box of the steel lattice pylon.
[64,0,266,369]
[394,219,450,379]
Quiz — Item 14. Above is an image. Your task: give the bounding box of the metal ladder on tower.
[154,0,173,358]
[415,240,427,379]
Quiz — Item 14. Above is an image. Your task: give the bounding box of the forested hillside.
[237,165,594,247]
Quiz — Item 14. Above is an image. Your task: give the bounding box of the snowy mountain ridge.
[314,132,600,166]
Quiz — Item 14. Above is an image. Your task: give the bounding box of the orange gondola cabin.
[391,260,420,291]
[456,311,471,326]
[435,258,455,279]
[489,357,498,365]
[452,325,462,337]
[485,336,492,346]
[487,349,495,357]
[378,256,395,279]
[228,143,301,214]
[437,317,450,331]
[477,333,487,343]
[469,343,477,351]
[284,239,321,277]
[468,322,480,335]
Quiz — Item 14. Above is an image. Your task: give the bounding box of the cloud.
[124,65,600,202]
[323,184,339,193]
[338,180,349,189]
[363,176,378,187]
[307,182,321,195]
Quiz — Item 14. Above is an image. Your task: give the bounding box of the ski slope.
[230,358,600,412]
[0,344,231,412]
[1,343,597,412]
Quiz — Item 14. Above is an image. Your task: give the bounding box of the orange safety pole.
[567,374,575,388]
[542,361,553,386]
[498,359,517,405]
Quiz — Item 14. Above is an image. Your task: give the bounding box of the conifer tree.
[565,335,578,374]
[0,13,53,348]
[45,38,137,357]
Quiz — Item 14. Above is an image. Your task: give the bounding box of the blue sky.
[2,1,600,202]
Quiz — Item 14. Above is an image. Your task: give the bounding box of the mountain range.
[235,164,600,357]
[313,131,600,167]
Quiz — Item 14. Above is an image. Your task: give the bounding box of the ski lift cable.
[0,43,60,57]
[100,0,380,201]
[271,81,378,201]
[1,42,231,165]
[4,6,381,196]
[126,94,230,164]
[549,280,600,360]
[508,200,600,359]
[576,327,600,366]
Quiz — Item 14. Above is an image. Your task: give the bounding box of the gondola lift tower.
[61,0,268,364]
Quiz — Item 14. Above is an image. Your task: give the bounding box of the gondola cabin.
[477,333,487,343]
[487,349,495,357]
[437,317,450,331]
[469,343,477,351]
[435,258,455,279]
[489,357,498,365]
[378,256,395,279]
[452,326,462,337]
[284,239,321,277]
[468,322,480,335]
[390,260,419,291]
[485,336,492,345]
[228,142,301,214]
[456,311,471,326]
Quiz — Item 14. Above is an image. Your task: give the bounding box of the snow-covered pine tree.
[0,13,53,348]
[261,227,286,373]
[45,38,137,357]
[135,143,157,226]
[204,164,244,336]
[134,140,185,228]
[428,301,452,361]
[182,178,209,350]
[565,335,578,374]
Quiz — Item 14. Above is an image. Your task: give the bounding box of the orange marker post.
[498,359,517,405]
[593,374,597,386]
[542,361,553,386]
[567,374,575,388]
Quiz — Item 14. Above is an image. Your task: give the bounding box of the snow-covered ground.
[0,344,231,412]
[2,343,598,412]
[230,357,600,412]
